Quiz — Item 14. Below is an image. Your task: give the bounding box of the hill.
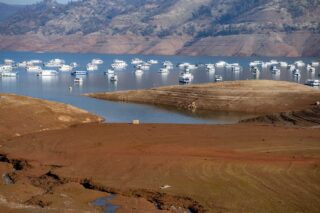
[87,80,320,114]
[0,0,319,56]
[0,3,24,21]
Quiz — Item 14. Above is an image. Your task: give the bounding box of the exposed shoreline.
[0,94,103,140]
[1,31,320,57]
[0,81,320,212]
[86,80,320,115]
[1,122,319,212]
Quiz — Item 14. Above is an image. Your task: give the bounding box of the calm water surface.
[0,51,319,124]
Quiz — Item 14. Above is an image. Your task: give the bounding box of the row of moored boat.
[0,58,319,86]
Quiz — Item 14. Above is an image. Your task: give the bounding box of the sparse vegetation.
[217,0,268,24]
[286,0,320,17]
[141,25,155,36]
[157,28,171,38]
[192,5,212,19]
[183,25,196,36]
[0,0,319,55]
[0,0,318,37]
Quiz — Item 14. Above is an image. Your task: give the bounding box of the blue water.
[91,194,119,213]
[0,51,319,123]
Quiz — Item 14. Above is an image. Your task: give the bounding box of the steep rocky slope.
[0,0,319,56]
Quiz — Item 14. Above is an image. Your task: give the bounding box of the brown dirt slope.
[1,123,320,213]
[178,32,320,57]
[0,32,319,57]
[87,80,320,114]
[0,94,103,140]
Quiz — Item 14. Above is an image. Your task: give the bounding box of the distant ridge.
[0,0,319,56]
[0,3,24,21]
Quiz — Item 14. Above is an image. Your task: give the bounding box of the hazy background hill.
[0,0,319,56]
[0,3,24,21]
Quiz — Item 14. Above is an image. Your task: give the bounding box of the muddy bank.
[0,94,103,140]
[86,80,320,115]
[0,152,202,213]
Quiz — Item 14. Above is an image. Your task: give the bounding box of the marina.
[0,51,319,124]
[0,1,320,212]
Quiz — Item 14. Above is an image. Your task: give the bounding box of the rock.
[160,185,172,189]
[132,120,140,125]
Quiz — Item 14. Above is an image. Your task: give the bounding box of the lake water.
[0,51,319,124]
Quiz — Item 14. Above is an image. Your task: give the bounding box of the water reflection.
[111,80,118,87]
[105,73,113,82]
[308,71,315,79]
[272,73,280,81]
[293,75,301,83]
[252,72,260,79]
[59,72,72,84]
[39,76,58,85]
[108,79,118,91]
[134,72,143,84]
[1,77,17,85]
[160,72,168,82]
[91,194,119,213]
[207,71,215,82]
[233,71,240,80]
[73,80,84,87]
[0,51,319,124]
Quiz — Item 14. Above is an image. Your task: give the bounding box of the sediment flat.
[1,123,320,213]
[86,80,320,114]
[0,89,319,212]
